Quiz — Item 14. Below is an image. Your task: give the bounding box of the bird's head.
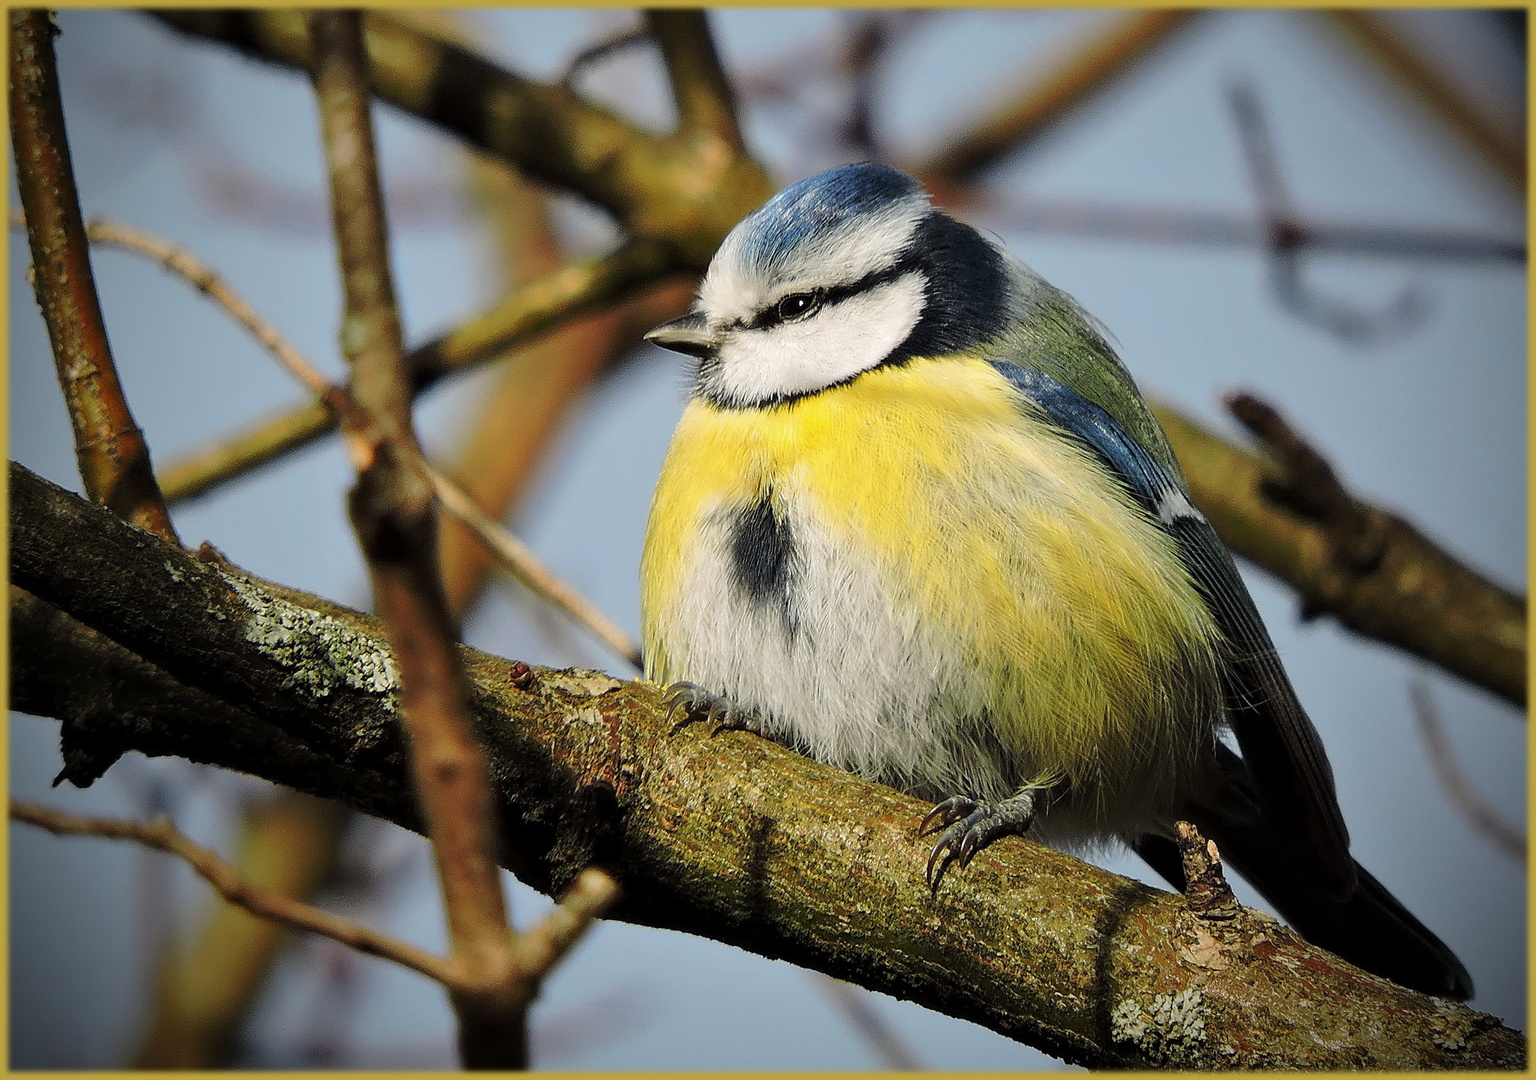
[646,163,1012,408]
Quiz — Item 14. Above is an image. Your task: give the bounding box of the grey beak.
[644,312,717,358]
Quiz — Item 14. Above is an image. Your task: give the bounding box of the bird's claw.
[662,681,758,735]
[920,792,1039,894]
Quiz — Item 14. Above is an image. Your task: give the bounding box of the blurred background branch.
[1155,395,1525,709]
[1409,677,1526,864]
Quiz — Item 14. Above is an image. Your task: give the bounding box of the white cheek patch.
[705,273,927,403]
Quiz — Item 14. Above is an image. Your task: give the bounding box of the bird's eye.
[774,291,821,323]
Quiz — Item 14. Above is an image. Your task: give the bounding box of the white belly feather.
[666,487,1026,808]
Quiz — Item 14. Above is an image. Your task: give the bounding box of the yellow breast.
[641,356,1221,834]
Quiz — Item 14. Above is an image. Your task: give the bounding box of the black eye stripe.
[748,264,916,330]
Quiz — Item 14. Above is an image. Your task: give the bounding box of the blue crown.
[737,163,924,274]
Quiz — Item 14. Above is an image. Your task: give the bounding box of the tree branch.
[70,216,339,396]
[12,799,457,985]
[916,10,1199,190]
[309,10,527,1067]
[1324,10,1524,191]
[1163,393,1524,709]
[1410,678,1526,862]
[131,792,348,1068]
[9,10,178,542]
[433,157,697,623]
[58,212,641,666]
[9,462,1525,1070]
[157,237,680,503]
[138,7,765,513]
[149,9,774,266]
[427,470,642,668]
[646,10,744,149]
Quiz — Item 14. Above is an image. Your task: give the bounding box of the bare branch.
[432,159,696,622]
[309,10,521,1066]
[11,800,457,985]
[56,212,641,666]
[78,216,338,396]
[917,10,1199,189]
[1409,678,1526,863]
[971,193,1524,263]
[813,974,925,1070]
[9,10,178,542]
[132,793,348,1068]
[514,868,621,980]
[560,22,650,89]
[646,10,744,148]
[427,469,642,669]
[1225,78,1423,345]
[1324,10,1524,191]
[1152,396,1526,708]
[157,237,679,503]
[150,9,775,266]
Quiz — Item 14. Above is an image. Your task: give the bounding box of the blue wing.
[990,361,1355,897]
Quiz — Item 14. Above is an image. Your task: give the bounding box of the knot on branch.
[347,448,438,563]
[55,713,132,789]
[1226,391,1390,616]
[1176,820,1238,920]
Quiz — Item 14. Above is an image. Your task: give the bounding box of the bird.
[638,161,1471,1000]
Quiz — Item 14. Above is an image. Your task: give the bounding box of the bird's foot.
[662,681,762,736]
[920,790,1039,893]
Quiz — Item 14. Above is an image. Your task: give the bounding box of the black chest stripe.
[729,491,797,622]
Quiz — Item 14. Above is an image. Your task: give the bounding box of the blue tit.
[639,162,1470,1000]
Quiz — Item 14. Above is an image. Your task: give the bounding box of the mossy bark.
[9,462,1525,1070]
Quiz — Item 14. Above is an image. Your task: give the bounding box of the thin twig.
[428,471,642,668]
[82,216,337,396]
[839,12,912,157]
[132,793,349,1068]
[157,237,678,503]
[917,10,1199,188]
[43,211,643,664]
[1325,10,1524,190]
[560,22,651,89]
[1226,77,1424,345]
[9,10,179,542]
[514,868,621,979]
[973,194,1525,263]
[813,974,925,1070]
[309,11,522,1067]
[11,800,457,985]
[1409,678,1526,864]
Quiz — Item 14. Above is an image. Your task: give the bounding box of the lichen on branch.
[9,462,1525,1071]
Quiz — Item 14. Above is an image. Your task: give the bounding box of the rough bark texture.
[10,463,1525,1070]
